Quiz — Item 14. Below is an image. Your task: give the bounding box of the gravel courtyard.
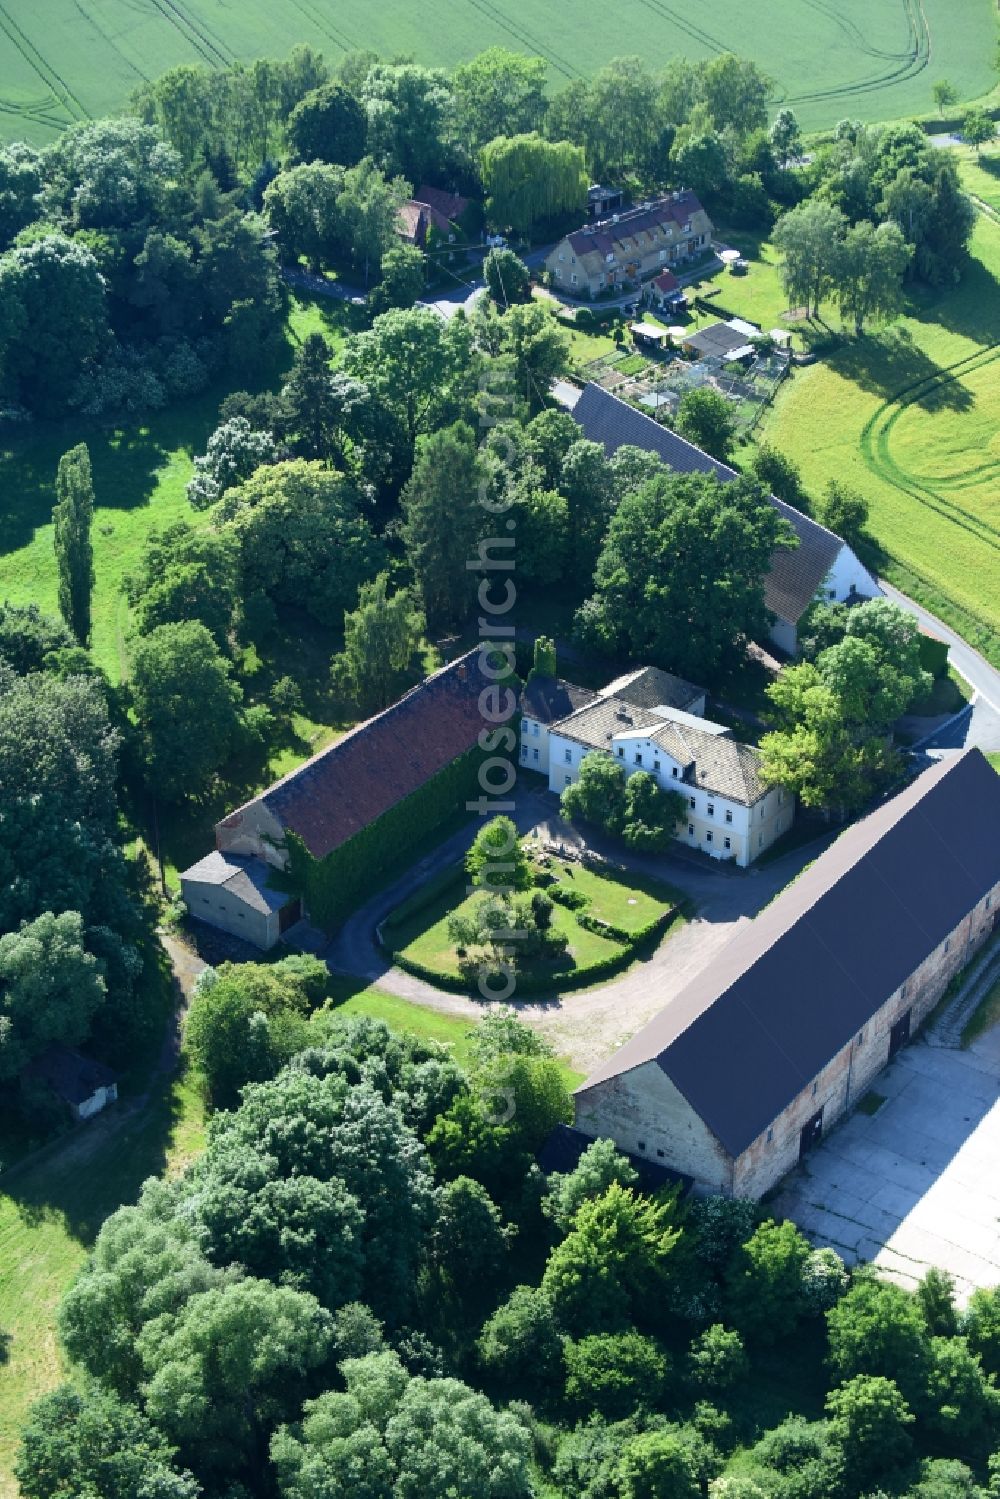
[769,1025,1000,1301]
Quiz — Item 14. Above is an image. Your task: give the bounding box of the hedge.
[389,905,680,996]
[381,866,467,937]
[918,633,949,680]
[286,744,486,931]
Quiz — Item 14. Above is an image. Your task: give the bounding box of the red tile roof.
[653,270,680,293]
[223,651,492,861]
[566,191,705,259]
[397,198,455,246]
[415,184,470,222]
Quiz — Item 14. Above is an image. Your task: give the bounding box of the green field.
[762,202,1000,659]
[0,0,995,145]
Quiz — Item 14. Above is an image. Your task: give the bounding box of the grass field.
[761,200,1000,661]
[0,0,995,145]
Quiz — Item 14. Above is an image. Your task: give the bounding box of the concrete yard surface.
[770,1026,1000,1301]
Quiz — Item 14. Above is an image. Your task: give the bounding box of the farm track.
[0,0,90,124]
[859,343,1000,556]
[790,0,930,104]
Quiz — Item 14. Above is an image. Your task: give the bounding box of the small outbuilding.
[180,849,301,950]
[629,320,670,351]
[26,1046,118,1121]
[647,270,687,313]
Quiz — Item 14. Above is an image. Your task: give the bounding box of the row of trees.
[21,995,1000,1499]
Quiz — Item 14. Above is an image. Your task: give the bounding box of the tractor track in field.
[283,0,359,56]
[147,0,231,70]
[73,0,151,84]
[632,0,726,57]
[790,0,930,105]
[461,0,583,80]
[859,342,1000,558]
[0,1,90,123]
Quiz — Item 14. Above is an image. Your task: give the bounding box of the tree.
[932,80,959,116]
[466,816,532,893]
[287,81,366,165]
[331,573,425,713]
[337,156,411,286]
[480,133,588,235]
[578,471,794,683]
[130,621,243,799]
[184,962,312,1109]
[0,234,108,413]
[483,246,532,306]
[962,107,994,159]
[360,62,453,185]
[564,1331,667,1418]
[542,1182,682,1334]
[544,1137,640,1233]
[0,602,73,675]
[561,753,629,836]
[770,108,802,167]
[0,143,41,249]
[263,161,345,269]
[369,244,425,315]
[963,1286,1000,1378]
[748,442,808,509]
[453,48,547,155]
[700,54,772,136]
[617,1431,700,1499]
[128,523,240,647]
[688,1323,749,1392]
[819,478,869,547]
[400,420,484,628]
[430,1176,510,1290]
[52,443,95,645]
[559,438,616,580]
[525,407,580,487]
[827,1276,932,1411]
[725,1219,811,1344]
[835,219,912,334]
[221,460,383,625]
[476,1285,564,1397]
[825,1375,914,1493]
[773,200,848,317]
[187,416,278,510]
[674,388,737,462]
[0,910,105,1079]
[138,1277,334,1485]
[16,1384,198,1499]
[490,300,568,406]
[279,331,340,460]
[672,131,729,199]
[0,672,126,933]
[621,772,686,853]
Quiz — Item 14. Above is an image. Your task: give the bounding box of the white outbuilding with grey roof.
[180,849,301,949]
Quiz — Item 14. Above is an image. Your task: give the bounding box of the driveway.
[326,788,835,1073]
[769,1025,1000,1302]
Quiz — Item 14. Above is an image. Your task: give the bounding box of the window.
[637,1140,646,1152]
[706,831,713,844]
[521,720,528,735]
[724,837,731,850]
[532,748,539,763]
[766,1127,773,1143]
[571,273,577,284]
[634,752,642,766]
[564,773,572,786]
[532,721,539,737]
[812,1081,819,1096]
[725,809,733,824]
[828,588,837,599]
[707,803,714,818]
[689,796,696,808]
[654,759,661,772]
[617,746,624,758]
[901,981,908,999]
[659,249,666,261]
[758,833,763,847]
[688,823,694,836]
[857,1030,865,1046]
[558,252,565,261]
[656,1148,664,1158]
[987,895,993,909]
[564,748,572,764]
[944,938,951,954]
[760,806,766,820]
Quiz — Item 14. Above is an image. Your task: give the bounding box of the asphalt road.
[880,582,1000,753]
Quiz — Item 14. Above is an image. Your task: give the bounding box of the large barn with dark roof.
[570,383,881,655]
[574,749,1000,1198]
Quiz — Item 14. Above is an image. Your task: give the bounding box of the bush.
[564,1331,668,1419]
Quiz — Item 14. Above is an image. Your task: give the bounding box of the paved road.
[880,582,1000,753]
[326,787,836,1073]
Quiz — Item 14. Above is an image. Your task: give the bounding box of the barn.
[574,749,1000,1198]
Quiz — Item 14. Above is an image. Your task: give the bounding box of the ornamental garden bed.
[381,855,685,995]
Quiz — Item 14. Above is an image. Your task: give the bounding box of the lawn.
[956,143,1000,216]
[0,0,995,144]
[685,228,806,343]
[0,1065,206,1497]
[761,201,1000,662]
[389,855,682,990]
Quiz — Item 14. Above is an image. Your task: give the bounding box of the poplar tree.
[52,442,95,645]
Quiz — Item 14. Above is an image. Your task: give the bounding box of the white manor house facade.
[520,665,792,867]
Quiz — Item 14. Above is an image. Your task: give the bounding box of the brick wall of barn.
[733,878,1000,1199]
[575,1062,734,1193]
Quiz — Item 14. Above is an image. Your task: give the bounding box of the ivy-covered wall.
[286,744,487,931]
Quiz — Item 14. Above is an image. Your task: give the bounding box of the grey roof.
[521,675,599,725]
[684,322,756,358]
[180,850,291,916]
[553,695,768,806]
[572,384,847,627]
[602,665,705,713]
[578,750,1000,1157]
[26,1046,117,1105]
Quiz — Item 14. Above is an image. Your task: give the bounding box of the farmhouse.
[181,651,493,947]
[575,748,1000,1198]
[397,185,469,248]
[546,191,713,298]
[571,382,880,654]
